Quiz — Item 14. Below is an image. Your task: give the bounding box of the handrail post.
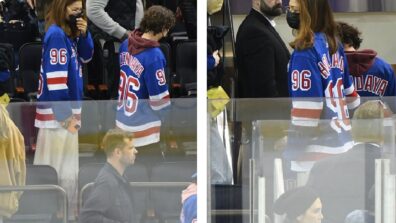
[249,159,255,223]
[258,177,265,223]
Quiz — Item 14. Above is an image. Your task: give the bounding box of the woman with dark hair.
[33,0,93,218]
[284,0,359,173]
[274,186,323,223]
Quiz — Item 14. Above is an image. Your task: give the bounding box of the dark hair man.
[337,22,396,97]
[236,0,290,98]
[79,129,138,223]
[116,6,175,154]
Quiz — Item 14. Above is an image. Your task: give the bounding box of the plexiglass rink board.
[208,97,396,223]
[2,99,197,223]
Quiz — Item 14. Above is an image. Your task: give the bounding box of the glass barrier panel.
[1,98,197,223]
[208,97,396,223]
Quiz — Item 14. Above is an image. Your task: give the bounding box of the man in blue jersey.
[337,22,396,97]
[79,129,138,223]
[116,6,175,158]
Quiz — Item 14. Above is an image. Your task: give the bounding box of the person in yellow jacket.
[0,57,26,218]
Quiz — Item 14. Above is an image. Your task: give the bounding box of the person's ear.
[114,147,122,156]
[162,28,169,37]
[254,0,260,8]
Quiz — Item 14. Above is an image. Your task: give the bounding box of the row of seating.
[0,37,196,102]
[3,161,196,223]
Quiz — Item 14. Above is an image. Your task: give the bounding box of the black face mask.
[286,10,300,29]
[68,12,83,29]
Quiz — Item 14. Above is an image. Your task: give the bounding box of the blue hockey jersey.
[116,32,170,147]
[286,32,360,171]
[180,195,197,223]
[180,183,197,223]
[346,49,396,97]
[35,25,93,128]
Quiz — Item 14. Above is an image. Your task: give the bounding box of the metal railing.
[0,185,68,223]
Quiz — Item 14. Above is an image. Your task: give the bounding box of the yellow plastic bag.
[207,86,229,117]
[208,0,224,15]
[0,93,10,107]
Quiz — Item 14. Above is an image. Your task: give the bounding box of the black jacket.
[306,143,381,223]
[79,163,136,223]
[235,9,290,98]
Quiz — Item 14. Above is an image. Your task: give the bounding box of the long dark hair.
[45,0,86,38]
[290,0,339,55]
[337,22,363,49]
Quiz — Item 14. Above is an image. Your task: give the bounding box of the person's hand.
[60,116,80,134]
[76,17,87,37]
[26,0,36,9]
[121,30,131,41]
[213,50,220,67]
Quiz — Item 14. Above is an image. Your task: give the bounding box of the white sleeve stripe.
[149,91,170,100]
[344,85,355,95]
[48,84,68,91]
[151,101,171,110]
[47,71,68,78]
[72,108,82,113]
[292,101,323,109]
[347,97,360,110]
[36,108,53,114]
[115,120,161,132]
[291,117,320,127]
[305,141,354,154]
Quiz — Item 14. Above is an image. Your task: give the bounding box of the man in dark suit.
[306,100,391,223]
[236,0,290,98]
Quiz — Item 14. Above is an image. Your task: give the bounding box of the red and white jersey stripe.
[115,120,161,147]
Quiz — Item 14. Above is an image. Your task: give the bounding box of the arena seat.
[0,43,16,97]
[149,161,196,222]
[18,42,42,101]
[175,40,197,96]
[5,164,61,223]
[211,184,248,223]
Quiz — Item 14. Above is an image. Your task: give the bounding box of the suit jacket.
[236,9,290,98]
[306,143,381,223]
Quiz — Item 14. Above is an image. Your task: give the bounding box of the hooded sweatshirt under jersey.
[346,49,396,97]
[116,29,170,147]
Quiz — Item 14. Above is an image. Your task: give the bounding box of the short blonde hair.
[352,100,390,143]
[101,129,133,157]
